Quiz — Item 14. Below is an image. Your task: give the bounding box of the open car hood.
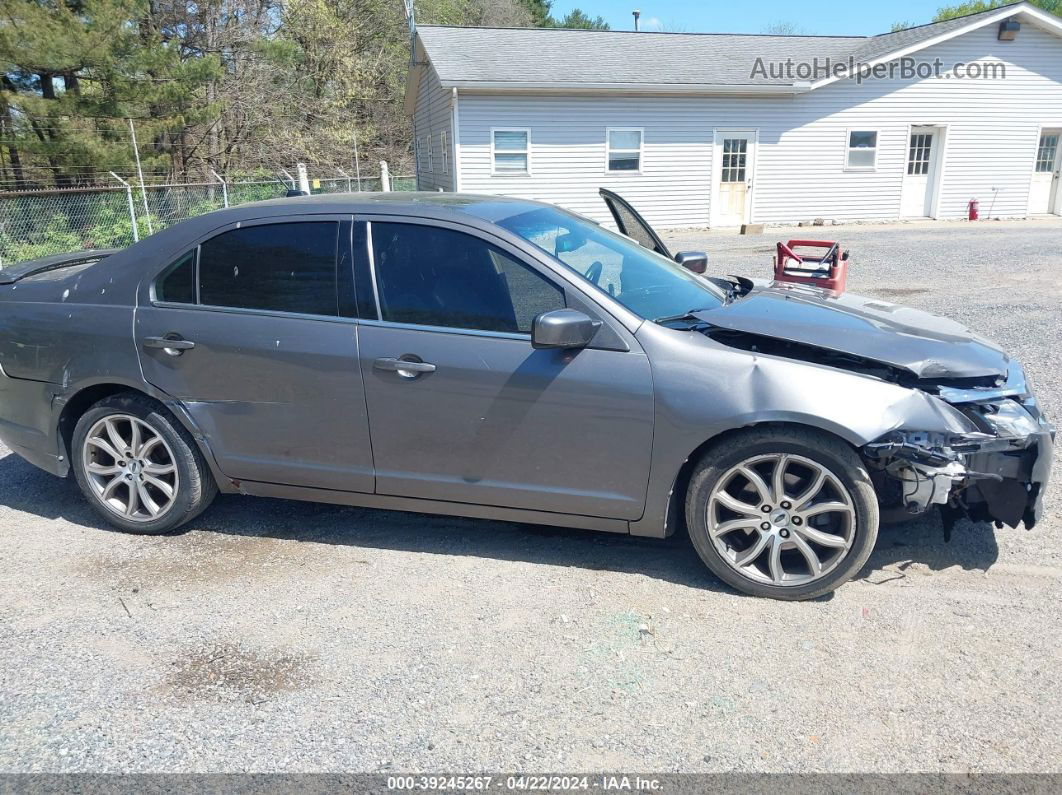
[693,282,1010,382]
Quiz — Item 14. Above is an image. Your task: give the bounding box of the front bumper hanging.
[864,396,1053,532]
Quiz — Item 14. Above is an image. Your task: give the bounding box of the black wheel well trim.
[661,420,863,538]
[55,381,229,489]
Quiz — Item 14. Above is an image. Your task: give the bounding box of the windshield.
[482,206,724,320]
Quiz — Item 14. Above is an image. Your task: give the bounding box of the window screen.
[156,250,196,304]
[847,131,878,169]
[370,222,564,333]
[198,222,339,316]
[607,129,642,172]
[493,130,530,174]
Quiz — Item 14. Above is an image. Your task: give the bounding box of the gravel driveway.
[1,219,1060,774]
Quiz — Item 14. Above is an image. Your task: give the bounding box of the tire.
[71,392,218,535]
[685,426,879,600]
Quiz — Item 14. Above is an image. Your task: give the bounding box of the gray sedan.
[0,191,1052,599]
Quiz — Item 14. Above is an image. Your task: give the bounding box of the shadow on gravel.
[0,452,1000,597]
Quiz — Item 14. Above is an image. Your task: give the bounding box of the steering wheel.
[584,261,604,285]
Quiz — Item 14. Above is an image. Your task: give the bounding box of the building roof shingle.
[416,1,1046,90]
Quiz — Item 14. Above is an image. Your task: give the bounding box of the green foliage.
[520,0,554,26]
[553,9,610,29]
[934,0,1061,21]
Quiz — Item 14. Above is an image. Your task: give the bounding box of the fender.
[627,323,976,538]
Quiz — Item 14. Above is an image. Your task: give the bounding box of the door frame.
[710,128,759,227]
[900,123,948,219]
[1028,123,1062,216]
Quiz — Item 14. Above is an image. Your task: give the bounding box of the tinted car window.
[156,250,196,304]
[371,223,564,333]
[479,206,725,321]
[199,222,339,316]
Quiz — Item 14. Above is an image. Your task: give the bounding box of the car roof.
[247,191,553,221]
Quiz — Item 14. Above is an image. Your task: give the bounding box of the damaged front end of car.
[862,362,1053,536]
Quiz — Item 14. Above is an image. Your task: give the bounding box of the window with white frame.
[415,135,426,172]
[1036,133,1059,173]
[607,128,643,172]
[425,134,433,172]
[492,129,530,175]
[439,130,448,174]
[846,130,878,170]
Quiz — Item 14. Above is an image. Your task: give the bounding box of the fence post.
[380,161,391,192]
[109,172,139,243]
[337,167,352,193]
[280,168,296,190]
[296,163,311,195]
[127,119,153,234]
[210,169,229,208]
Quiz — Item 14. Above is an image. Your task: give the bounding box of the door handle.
[143,335,196,355]
[373,356,436,376]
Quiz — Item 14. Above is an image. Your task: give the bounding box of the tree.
[553,8,609,29]
[519,0,553,26]
[934,0,1061,21]
[0,0,220,187]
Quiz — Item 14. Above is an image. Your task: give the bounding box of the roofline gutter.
[439,80,811,95]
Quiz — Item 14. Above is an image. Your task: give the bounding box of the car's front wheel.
[71,393,217,534]
[686,426,879,600]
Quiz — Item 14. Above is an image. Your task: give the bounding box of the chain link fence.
[0,168,416,266]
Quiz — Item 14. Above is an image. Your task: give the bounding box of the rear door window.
[198,222,339,316]
[156,250,197,304]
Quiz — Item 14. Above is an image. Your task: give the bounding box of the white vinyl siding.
[443,24,1062,226]
[411,64,455,191]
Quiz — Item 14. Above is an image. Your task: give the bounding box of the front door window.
[369,222,565,333]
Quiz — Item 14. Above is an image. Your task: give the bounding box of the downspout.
[452,87,462,193]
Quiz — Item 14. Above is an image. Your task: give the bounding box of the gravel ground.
[1,218,1060,774]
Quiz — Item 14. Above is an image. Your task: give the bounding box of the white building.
[405,2,1062,228]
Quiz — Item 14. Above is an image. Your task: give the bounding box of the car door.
[599,188,673,259]
[355,217,655,520]
[136,217,374,493]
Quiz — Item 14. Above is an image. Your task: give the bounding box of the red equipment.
[773,239,849,293]
[968,198,979,220]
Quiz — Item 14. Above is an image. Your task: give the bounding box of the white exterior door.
[900,127,940,218]
[1029,129,1061,215]
[712,131,755,227]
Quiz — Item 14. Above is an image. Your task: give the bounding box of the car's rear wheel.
[686,427,879,600]
[71,393,217,534]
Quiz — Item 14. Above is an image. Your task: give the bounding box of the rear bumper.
[0,366,66,476]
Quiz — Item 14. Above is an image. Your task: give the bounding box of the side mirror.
[531,309,601,350]
[675,251,708,274]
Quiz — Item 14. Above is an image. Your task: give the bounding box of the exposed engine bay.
[862,395,1052,536]
[694,278,1054,535]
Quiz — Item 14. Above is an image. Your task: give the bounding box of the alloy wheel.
[706,453,856,587]
[82,414,179,522]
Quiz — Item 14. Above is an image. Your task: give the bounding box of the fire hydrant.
[968,198,979,221]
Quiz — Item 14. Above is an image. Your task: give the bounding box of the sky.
[548,0,951,36]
